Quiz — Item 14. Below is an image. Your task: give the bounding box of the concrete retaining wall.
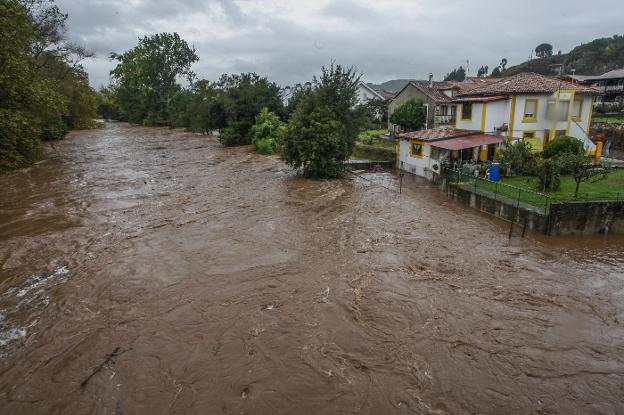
[547,201,624,235]
[447,184,550,233]
[445,182,624,235]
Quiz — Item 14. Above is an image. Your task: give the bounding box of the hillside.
[503,35,624,76]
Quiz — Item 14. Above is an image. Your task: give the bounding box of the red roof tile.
[457,72,599,96]
[397,126,479,141]
[430,134,504,150]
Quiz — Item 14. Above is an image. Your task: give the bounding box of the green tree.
[96,86,120,120]
[389,98,426,131]
[110,32,199,124]
[535,43,554,58]
[542,135,584,159]
[444,66,466,81]
[251,108,286,154]
[282,64,365,179]
[216,73,283,146]
[496,140,536,176]
[362,97,388,128]
[561,153,610,197]
[187,80,227,134]
[1,0,65,171]
[536,156,563,192]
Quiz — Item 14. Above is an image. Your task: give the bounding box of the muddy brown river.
[1,123,623,414]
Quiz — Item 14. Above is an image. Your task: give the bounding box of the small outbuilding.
[396,126,504,179]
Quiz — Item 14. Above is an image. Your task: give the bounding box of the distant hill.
[367,79,411,92]
[503,35,624,76]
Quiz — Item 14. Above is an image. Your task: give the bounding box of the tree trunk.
[574,179,581,198]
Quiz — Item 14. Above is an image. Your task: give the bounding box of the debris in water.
[80,347,126,387]
[240,387,250,399]
[262,301,280,311]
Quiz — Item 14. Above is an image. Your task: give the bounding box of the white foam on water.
[0,326,27,347]
[16,266,69,299]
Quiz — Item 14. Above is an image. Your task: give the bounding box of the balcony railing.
[604,85,624,92]
[435,115,456,125]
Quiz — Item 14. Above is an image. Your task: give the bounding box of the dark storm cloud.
[55,0,624,89]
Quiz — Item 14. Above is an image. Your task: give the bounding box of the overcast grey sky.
[56,0,624,89]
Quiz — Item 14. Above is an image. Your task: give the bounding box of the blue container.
[490,165,500,182]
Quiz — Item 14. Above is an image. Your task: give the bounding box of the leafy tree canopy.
[1,0,96,172]
[251,108,286,154]
[110,32,199,124]
[535,43,554,58]
[389,98,426,131]
[444,66,466,82]
[282,64,366,179]
[543,136,585,159]
[216,73,283,146]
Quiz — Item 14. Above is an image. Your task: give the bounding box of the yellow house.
[454,72,600,155]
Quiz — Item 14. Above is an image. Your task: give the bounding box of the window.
[571,98,583,121]
[409,140,424,158]
[546,100,570,121]
[523,99,538,122]
[522,131,535,139]
[558,100,570,121]
[461,103,472,120]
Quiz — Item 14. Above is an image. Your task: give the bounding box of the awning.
[430,134,504,151]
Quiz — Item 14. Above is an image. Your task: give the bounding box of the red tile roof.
[397,126,479,141]
[453,95,507,103]
[429,134,504,151]
[457,72,599,96]
[376,90,396,100]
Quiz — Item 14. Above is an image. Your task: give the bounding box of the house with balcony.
[395,73,601,180]
[388,77,456,133]
[388,76,503,134]
[575,68,624,106]
[454,72,599,152]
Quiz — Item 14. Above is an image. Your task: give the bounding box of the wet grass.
[352,130,395,161]
[501,169,624,201]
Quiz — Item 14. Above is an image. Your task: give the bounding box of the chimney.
[428,73,434,88]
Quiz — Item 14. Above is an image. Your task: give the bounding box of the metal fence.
[447,169,552,212]
[445,168,624,213]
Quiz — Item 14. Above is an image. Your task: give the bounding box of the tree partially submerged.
[216,73,283,146]
[251,108,286,154]
[282,64,366,179]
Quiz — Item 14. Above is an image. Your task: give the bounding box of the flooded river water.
[1,123,623,414]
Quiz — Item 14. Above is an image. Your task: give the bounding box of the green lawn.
[501,169,624,201]
[352,130,395,161]
[593,117,624,124]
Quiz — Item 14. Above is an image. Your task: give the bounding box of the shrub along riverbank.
[1,0,98,172]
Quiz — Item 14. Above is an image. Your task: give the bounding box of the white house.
[356,81,385,105]
[454,72,599,152]
[395,73,601,180]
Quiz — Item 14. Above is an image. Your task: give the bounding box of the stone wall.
[547,201,624,235]
[446,183,550,233]
[445,181,624,236]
